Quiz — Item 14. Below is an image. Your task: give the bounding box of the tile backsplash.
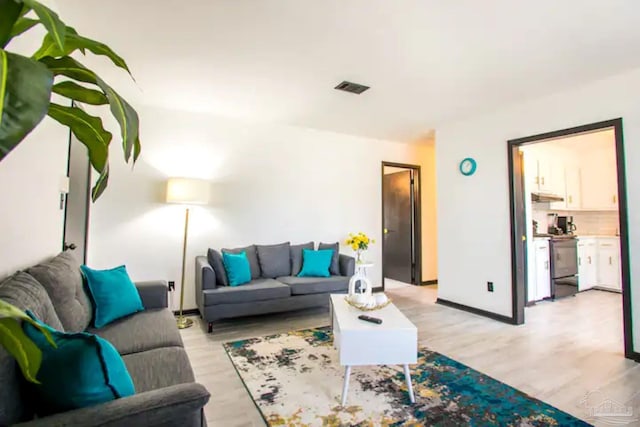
[532,208,619,236]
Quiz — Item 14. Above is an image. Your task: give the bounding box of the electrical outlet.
[168,281,175,291]
[487,282,494,292]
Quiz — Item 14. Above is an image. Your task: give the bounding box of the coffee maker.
[547,213,562,234]
[557,216,577,235]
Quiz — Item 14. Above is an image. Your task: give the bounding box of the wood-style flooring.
[180,286,639,427]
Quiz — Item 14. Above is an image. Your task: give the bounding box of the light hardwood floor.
[180,286,639,426]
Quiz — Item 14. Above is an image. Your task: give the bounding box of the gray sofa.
[196,242,355,332]
[0,251,210,427]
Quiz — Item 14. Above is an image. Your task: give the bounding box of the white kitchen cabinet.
[577,239,597,291]
[533,239,551,301]
[580,148,618,211]
[597,239,622,291]
[564,166,582,210]
[577,237,621,292]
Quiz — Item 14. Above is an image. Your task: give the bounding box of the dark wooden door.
[383,170,413,283]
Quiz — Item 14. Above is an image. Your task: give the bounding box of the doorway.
[62,131,91,263]
[507,118,636,360]
[381,162,421,290]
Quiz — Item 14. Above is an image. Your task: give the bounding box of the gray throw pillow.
[256,242,291,278]
[290,242,314,276]
[207,249,228,286]
[222,245,261,279]
[319,242,340,275]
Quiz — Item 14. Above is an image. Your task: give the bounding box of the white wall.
[0,0,70,278]
[436,66,640,349]
[87,106,429,310]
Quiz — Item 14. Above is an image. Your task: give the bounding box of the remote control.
[358,315,383,325]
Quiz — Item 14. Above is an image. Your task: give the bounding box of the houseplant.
[1,0,141,201]
[0,0,140,382]
[345,232,375,263]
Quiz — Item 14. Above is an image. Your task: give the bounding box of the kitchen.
[521,128,622,305]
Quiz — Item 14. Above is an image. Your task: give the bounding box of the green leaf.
[47,103,110,172]
[33,31,131,76]
[0,0,22,48]
[52,81,108,105]
[21,0,66,51]
[0,299,56,348]
[39,55,97,84]
[47,103,111,200]
[40,56,140,163]
[97,76,139,162]
[0,318,42,383]
[0,49,53,160]
[133,135,141,162]
[9,17,39,39]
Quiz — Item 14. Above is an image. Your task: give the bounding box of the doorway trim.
[507,118,637,361]
[380,161,422,291]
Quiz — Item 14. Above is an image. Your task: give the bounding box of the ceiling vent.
[334,81,370,95]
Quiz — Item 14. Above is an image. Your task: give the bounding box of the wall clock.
[459,157,477,176]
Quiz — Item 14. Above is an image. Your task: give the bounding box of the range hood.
[532,192,564,203]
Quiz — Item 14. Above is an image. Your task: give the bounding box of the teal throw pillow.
[23,311,135,415]
[298,249,333,277]
[222,251,252,286]
[80,265,144,328]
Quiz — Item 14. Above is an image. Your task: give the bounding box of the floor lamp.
[166,178,210,329]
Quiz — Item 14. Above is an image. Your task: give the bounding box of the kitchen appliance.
[557,216,577,235]
[550,236,578,299]
[547,213,563,235]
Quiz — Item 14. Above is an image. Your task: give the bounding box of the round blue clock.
[459,158,477,176]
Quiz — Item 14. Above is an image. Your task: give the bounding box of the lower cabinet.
[577,237,621,292]
[529,239,551,302]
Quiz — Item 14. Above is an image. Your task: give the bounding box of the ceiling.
[56,0,640,142]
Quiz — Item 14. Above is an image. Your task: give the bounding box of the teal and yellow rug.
[224,327,590,426]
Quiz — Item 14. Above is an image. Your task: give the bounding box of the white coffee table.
[329,294,418,405]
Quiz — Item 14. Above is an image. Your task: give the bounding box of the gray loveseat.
[196,242,355,332]
[0,251,210,427]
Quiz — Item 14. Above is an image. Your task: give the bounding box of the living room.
[2,1,640,426]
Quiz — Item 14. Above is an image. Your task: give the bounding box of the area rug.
[223,327,590,426]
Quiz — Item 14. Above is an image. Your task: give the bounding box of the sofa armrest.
[16,383,210,427]
[135,280,168,310]
[339,254,355,276]
[196,256,216,291]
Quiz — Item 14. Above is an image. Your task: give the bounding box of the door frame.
[380,161,422,290]
[507,118,637,361]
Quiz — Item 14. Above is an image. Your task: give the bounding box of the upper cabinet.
[580,147,618,211]
[522,139,618,212]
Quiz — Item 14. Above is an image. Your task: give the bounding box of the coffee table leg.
[403,364,415,404]
[341,366,351,406]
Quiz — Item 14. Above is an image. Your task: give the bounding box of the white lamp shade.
[165,178,210,205]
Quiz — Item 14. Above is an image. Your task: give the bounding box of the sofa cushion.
[298,249,333,278]
[207,249,228,286]
[256,242,291,278]
[81,265,144,328]
[290,242,313,276]
[0,272,64,425]
[203,279,290,305]
[23,311,135,415]
[318,242,340,275]
[277,275,350,296]
[122,347,194,393]
[25,251,92,332]
[222,251,252,287]
[222,245,261,279]
[87,309,183,355]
